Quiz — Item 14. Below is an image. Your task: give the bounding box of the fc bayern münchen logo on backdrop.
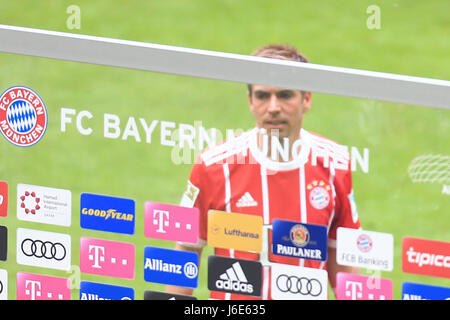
[0,86,48,147]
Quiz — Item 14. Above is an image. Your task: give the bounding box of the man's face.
[248,85,311,141]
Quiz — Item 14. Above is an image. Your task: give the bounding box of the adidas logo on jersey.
[215,262,254,294]
[236,192,258,207]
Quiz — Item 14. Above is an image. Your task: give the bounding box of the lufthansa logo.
[21,238,67,261]
[276,274,322,296]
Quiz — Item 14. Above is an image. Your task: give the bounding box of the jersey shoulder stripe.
[303,130,350,170]
[200,130,253,167]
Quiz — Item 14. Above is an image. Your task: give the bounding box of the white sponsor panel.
[0,269,7,300]
[271,264,328,300]
[337,227,393,271]
[16,228,71,271]
[17,183,72,226]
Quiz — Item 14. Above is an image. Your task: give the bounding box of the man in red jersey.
[166,44,361,299]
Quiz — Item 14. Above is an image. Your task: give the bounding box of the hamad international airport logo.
[0,86,48,147]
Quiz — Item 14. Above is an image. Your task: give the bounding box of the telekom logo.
[336,272,392,300]
[344,281,386,300]
[17,272,70,300]
[25,280,41,300]
[145,202,199,244]
[153,210,170,233]
[153,209,193,234]
[88,245,105,269]
[80,237,135,280]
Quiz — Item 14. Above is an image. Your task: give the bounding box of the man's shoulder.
[303,129,350,159]
[198,130,253,167]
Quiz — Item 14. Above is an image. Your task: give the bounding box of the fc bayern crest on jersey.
[0,86,48,147]
[307,180,331,210]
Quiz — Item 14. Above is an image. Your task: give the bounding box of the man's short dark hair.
[248,43,309,96]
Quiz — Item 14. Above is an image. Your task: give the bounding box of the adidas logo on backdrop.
[215,261,253,294]
[208,255,262,297]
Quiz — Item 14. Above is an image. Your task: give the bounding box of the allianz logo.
[80,293,132,300]
[402,294,428,300]
[215,262,253,294]
[144,258,198,278]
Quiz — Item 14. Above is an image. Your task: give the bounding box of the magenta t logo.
[17,272,70,300]
[80,237,135,279]
[336,272,393,300]
[144,202,199,244]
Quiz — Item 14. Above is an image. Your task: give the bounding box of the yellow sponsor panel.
[207,210,263,252]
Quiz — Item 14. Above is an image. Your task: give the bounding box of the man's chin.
[259,127,290,140]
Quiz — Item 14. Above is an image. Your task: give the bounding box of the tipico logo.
[0,86,48,147]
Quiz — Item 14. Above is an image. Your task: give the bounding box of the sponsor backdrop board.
[0,1,449,301]
[207,210,263,253]
[336,272,393,300]
[271,264,328,300]
[208,255,262,297]
[272,219,328,262]
[401,282,450,300]
[144,246,199,288]
[79,281,134,300]
[336,227,394,271]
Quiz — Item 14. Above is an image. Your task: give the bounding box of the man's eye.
[277,91,294,99]
[255,92,270,100]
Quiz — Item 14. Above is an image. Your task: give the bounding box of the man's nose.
[267,94,281,113]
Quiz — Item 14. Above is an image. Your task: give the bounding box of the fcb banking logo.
[357,234,373,252]
[0,86,48,147]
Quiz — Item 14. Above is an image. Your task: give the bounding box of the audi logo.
[276,274,322,297]
[0,280,3,294]
[21,238,67,261]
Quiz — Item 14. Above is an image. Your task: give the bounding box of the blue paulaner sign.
[80,193,135,235]
[272,219,328,261]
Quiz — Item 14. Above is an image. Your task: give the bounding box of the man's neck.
[255,129,302,162]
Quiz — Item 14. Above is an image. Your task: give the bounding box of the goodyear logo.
[81,208,134,222]
[80,193,135,235]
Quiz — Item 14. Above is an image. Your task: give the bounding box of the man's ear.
[247,90,255,114]
[302,91,312,113]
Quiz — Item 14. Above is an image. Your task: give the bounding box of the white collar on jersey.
[248,127,311,171]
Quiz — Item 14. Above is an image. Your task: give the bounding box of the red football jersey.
[179,128,361,300]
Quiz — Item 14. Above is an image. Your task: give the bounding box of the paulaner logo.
[0,86,48,147]
[272,219,328,261]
